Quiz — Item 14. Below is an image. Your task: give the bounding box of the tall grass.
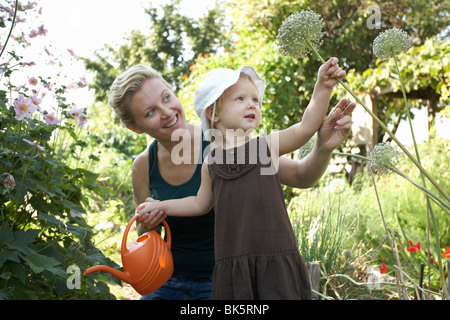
[287,136,449,299]
[289,181,360,272]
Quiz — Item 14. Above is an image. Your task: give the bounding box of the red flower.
[442,246,450,259]
[380,258,389,274]
[407,240,420,253]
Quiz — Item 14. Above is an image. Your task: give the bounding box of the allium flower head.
[368,142,403,174]
[373,28,412,60]
[277,10,325,58]
[343,250,353,259]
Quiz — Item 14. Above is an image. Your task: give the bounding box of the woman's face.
[127,78,186,140]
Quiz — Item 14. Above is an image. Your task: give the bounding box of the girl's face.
[214,76,261,134]
[127,78,186,140]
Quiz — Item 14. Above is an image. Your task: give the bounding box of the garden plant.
[0,1,121,299]
[277,10,449,299]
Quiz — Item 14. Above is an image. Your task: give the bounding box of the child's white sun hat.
[194,66,266,131]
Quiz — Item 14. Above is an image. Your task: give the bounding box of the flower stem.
[334,152,450,213]
[393,56,448,300]
[0,0,18,59]
[390,167,450,213]
[305,39,449,204]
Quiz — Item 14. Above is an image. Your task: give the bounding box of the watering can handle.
[122,215,172,254]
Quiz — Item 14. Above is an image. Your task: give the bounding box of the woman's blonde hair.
[108,64,172,125]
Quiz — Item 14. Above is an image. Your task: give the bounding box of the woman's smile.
[164,114,179,128]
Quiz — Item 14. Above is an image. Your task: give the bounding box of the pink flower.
[67,48,79,59]
[23,139,45,151]
[13,84,26,92]
[14,94,37,120]
[69,106,84,119]
[43,83,53,91]
[21,61,36,67]
[44,46,54,57]
[77,114,88,128]
[1,173,15,189]
[78,76,88,87]
[70,210,83,218]
[37,25,47,36]
[67,83,79,90]
[44,112,61,125]
[28,77,38,86]
[30,94,42,108]
[0,4,14,17]
[28,25,47,38]
[29,29,38,38]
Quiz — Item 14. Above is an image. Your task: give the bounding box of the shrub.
[0,1,119,299]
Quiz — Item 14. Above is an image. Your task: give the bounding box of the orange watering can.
[84,215,173,295]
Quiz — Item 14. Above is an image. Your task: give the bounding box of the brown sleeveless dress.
[208,137,311,300]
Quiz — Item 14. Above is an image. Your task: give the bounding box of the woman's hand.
[317,98,356,152]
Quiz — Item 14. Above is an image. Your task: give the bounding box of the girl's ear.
[205,105,220,125]
[126,124,144,134]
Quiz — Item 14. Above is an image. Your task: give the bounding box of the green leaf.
[15,229,40,244]
[61,200,85,213]
[23,253,61,275]
[66,223,89,239]
[39,213,65,227]
[10,262,27,283]
[4,229,39,256]
[6,241,33,256]
[0,223,14,243]
[0,249,21,266]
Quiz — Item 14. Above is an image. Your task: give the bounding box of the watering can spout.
[84,265,131,283]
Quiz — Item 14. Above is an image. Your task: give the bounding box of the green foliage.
[232,0,449,71]
[0,102,120,299]
[0,3,121,299]
[201,0,449,137]
[85,0,449,140]
[84,0,230,101]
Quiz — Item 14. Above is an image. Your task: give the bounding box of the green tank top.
[148,136,215,278]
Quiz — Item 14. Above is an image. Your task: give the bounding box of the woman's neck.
[156,124,201,162]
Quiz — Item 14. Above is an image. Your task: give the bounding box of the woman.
[107,64,356,300]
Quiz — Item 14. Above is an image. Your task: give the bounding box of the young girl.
[137,59,345,299]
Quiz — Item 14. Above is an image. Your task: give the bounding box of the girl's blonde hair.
[108,64,172,125]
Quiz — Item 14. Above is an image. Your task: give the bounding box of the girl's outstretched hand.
[317,57,346,89]
[135,197,166,230]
